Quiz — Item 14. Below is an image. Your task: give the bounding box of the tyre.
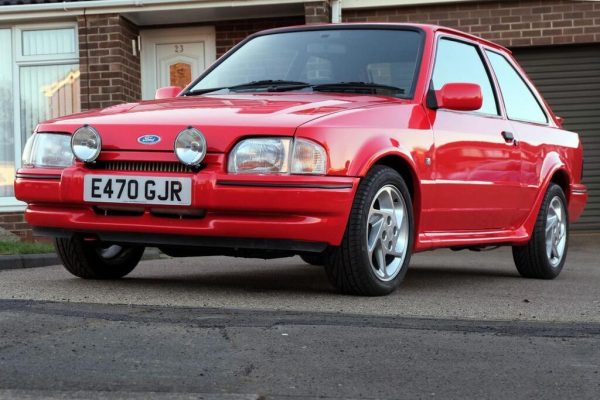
[300,253,327,266]
[54,236,144,279]
[325,166,414,296]
[512,183,568,279]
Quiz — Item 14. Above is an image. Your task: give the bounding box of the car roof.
[252,23,511,54]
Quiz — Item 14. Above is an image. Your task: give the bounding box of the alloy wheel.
[545,196,567,267]
[366,185,409,281]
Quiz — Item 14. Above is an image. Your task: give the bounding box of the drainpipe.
[331,0,342,23]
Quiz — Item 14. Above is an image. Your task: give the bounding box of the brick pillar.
[305,1,331,25]
[77,14,141,110]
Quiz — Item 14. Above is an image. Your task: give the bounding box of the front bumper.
[15,155,358,248]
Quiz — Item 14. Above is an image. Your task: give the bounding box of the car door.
[427,37,523,232]
[484,49,556,225]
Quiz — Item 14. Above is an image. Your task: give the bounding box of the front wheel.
[512,183,568,279]
[54,236,144,279]
[325,166,414,296]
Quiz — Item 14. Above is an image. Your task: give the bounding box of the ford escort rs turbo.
[15,24,588,295]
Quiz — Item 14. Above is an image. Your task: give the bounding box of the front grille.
[93,161,194,173]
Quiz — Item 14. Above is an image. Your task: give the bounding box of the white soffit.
[125,4,303,25]
[342,0,480,9]
[0,0,499,24]
[0,0,306,23]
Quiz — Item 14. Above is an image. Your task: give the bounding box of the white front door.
[141,27,216,100]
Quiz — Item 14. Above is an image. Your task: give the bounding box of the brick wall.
[77,14,141,110]
[305,1,332,24]
[0,213,35,241]
[343,0,600,47]
[215,16,305,58]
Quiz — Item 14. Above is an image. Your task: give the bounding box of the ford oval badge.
[138,134,161,145]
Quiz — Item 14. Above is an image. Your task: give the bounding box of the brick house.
[0,0,598,240]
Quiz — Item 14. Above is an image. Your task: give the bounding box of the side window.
[432,38,498,116]
[485,50,548,124]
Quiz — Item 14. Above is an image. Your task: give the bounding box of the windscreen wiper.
[184,80,312,96]
[228,80,312,92]
[184,87,229,96]
[313,82,405,95]
[185,81,404,96]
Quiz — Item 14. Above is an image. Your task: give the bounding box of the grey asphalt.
[1,234,599,399]
[1,235,599,322]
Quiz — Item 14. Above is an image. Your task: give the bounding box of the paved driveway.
[1,235,599,322]
[1,234,599,399]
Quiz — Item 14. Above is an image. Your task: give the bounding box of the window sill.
[0,197,26,213]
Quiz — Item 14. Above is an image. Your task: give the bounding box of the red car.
[15,24,587,296]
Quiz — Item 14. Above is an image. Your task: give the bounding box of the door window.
[156,42,205,89]
[485,50,548,124]
[432,38,498,116]
[141,28,216,100]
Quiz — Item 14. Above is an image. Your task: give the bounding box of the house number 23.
[174,44,184,53]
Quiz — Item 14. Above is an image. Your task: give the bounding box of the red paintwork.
[435,83,483,111]
[14,23,588,252]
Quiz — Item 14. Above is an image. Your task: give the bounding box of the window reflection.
[1,26,80,201]
[0,29,14,198]
[20,65,81,151]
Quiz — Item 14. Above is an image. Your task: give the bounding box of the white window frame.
[16,25,78,63]
[0,21,78,212]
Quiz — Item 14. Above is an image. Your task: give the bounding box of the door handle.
[501,131,517,145]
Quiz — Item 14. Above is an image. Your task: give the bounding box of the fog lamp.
[71,125,101,163]
[175,127,207,166]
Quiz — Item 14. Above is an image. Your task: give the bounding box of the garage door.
[513,45,600,231]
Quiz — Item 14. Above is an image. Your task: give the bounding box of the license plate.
[83,175,192,205]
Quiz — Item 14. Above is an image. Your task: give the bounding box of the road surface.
[1,235,599,399]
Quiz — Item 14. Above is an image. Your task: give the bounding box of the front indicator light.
[291,138,327,175]
[71,125,101,163]
[175,127,207,166]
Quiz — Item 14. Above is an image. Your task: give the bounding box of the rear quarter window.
[485,50,548,124]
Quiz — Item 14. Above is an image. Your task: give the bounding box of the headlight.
[228,137,326,175]
[175,127,207,166]
[22,133,74,168]
[229,138,292,174]
[71,125,101,163]
[291,138,327,174]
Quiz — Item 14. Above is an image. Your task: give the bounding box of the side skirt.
[415,227,530,252]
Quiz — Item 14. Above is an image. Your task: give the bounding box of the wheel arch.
[549,168,571,204]
[521,154,572,236]
[359,151,422,237]
[540,151,572,205]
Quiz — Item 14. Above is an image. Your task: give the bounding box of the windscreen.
[189,29,424,98]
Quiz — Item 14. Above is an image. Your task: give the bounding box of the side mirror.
[155,86,182,100]
[435,83,483,112]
